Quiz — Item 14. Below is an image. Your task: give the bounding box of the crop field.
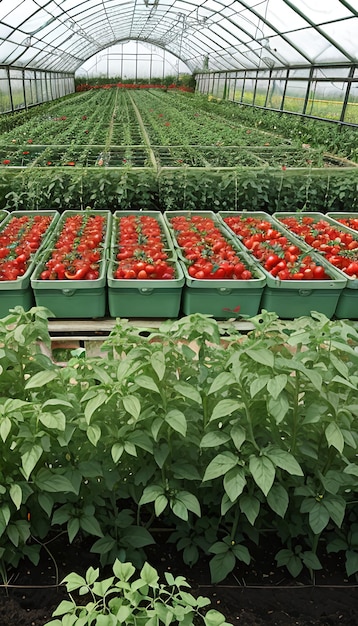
[0,88,356,214]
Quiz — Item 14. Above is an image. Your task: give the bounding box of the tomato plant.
[166,214,254,280]
[0,213,54,281]
[39,213,107,281]
[222,215,331,280]
[276,215,358,279]
[113,213,176,279]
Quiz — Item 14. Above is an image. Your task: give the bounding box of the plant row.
[0,307,357,586]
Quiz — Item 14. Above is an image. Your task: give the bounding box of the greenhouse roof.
[0,0,357,74]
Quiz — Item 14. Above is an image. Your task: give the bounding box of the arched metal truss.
[0,0,357,75]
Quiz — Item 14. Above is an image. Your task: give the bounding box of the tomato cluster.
[168,215,253,280]
[277,216,358,279]
[40,214,106,281]
[223,215,330,281]
[0,214,53,281]
[114,214,175,279]
[335,217,358,232]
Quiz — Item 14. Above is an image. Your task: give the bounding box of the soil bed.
[0,533,357,626]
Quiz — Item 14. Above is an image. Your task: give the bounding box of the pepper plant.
[0,307,357,584]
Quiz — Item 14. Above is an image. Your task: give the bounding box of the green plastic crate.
[326,212,358,235]
[164,210,266,318]
[31,257,108,318]
[107,260,185,318]
[30,210,112,318]
[272,211,358,319]
[219,211,347,319]
[0,210,60,318]
[0,210,8,225]
[180,263,265,318]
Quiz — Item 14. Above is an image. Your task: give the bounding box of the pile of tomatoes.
[0,214,53,281]
[167,214,253,280]
[222,215,331,281]
[334,216,358,232]
[113,214,175,280]
[276,215,358,279]
[40,213,106,281]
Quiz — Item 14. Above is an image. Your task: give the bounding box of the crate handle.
[61,289,76,296]
[139,288,154,295]
[298,289,313,296]
[218,288,232,295]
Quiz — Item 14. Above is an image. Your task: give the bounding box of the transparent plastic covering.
[0,0,357,74]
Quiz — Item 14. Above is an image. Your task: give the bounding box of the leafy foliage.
[0,307,357,583]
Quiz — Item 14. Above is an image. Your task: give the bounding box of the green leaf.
[204,609,229,626]
[172,500,188,521]
[87,424,101,447]
[139,485,165,506]
[39,410,66,431]
[249,455,275,496]
[35,469,78,494]
[84,391,107,425]
[267,393,289,424]
[0,416,11,442]
[203,452,238,482]
[239,494,260,525]
[265,447,303,476]
[136,375,160,393]
[223,467,246,502]
[210,399,241,423]
[173,381,202,404]
[120,526,155,548]
[209,551,236,583]
[151,351,166,381]
[165,409,187,437]
[331,375,357,390]
[267,484,289,518]
[200,431,231,448]
[9,484,22,510]
[245,348,274,368]
[122,395,141,421]
[232,543,251,565]
[21,444,43,480]
[309,502,330,534]
[24,370,58,389]
[325,423,344,454]
[250,376,269,398]
[90,536,117,555]
[267,374,288,400]
[68,517,80,544]
[80,515,103,538]
[230,424,246,451]
[154,494,168,517]
[301,551,322,571]
[52,599,77,617]
[111,443,124,463]
[38,493,54,517]
[346,550,358,577]
[322,495,346,528]
[112,560,135,581]
[208,372,236,395]
[175,491,201,517]
[140,562,159,587]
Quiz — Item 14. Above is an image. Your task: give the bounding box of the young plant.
[45,560,231,626]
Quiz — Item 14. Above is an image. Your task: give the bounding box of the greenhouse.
[0,3,358,626]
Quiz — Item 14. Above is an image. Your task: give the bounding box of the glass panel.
[345,69,358,124]
[9,68,24,110]
[254,70,270,107]
[282,79,308,114]
[0,68,11,112]
[242,72,256,105]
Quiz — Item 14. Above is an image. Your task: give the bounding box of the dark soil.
[0,533,357,626]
